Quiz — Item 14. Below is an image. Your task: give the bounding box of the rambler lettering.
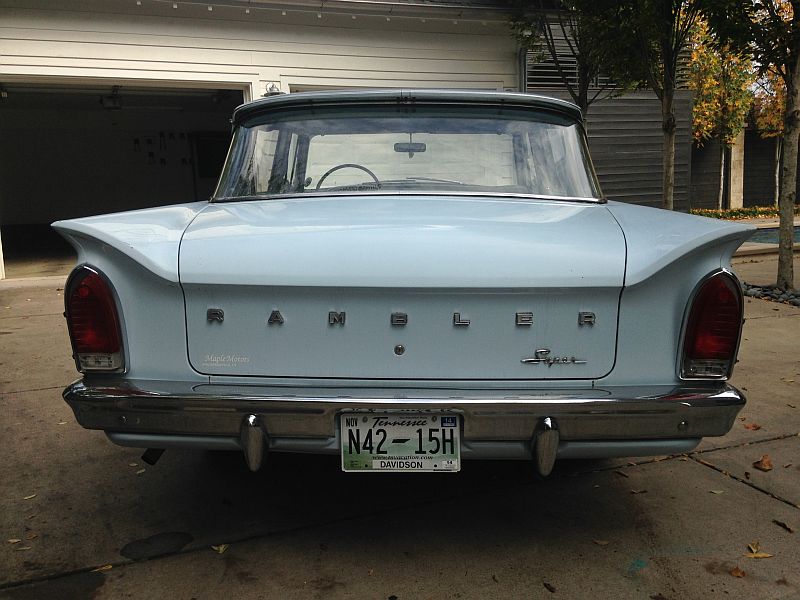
[452,312,470,326]
[267,310,284,325]
[252,309,599,328]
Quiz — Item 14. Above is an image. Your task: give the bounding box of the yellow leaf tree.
[688,18,755,209]
[702,0,799,289]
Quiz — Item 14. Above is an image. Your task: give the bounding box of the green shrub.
[690,206,800,220]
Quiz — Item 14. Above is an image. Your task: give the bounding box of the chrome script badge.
[521,348,587,367]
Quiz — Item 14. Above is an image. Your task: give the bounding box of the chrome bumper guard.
[64,379,745,470]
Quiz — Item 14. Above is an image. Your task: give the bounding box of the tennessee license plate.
[340,413,460,472]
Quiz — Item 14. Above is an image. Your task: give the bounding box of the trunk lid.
[179,196,625,380]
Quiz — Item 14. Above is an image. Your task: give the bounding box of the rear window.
[215,104,601,201]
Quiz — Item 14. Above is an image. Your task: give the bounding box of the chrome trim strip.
[107,432,241,450]
[555,439,700,459]
[105,432,701,460]
[65,379,745,443]
[213,190,605,204]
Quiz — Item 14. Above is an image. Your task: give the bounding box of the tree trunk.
[662,90,676,211]
[774,137,782,207]
[777,66,799,289]
[717,142,726,210]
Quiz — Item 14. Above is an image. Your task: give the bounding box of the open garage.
[0,82,243,277]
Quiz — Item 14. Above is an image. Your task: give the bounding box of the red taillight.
[66,267,123,371]
[682,272,743,378]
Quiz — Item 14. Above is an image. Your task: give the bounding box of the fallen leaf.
[744,471,751,479]
[772,519,795,534]
[630,489,647,495]
[57,421,67,425]
[491,574,499,583]
[14,547,32,552]
[738,416,746,421]
[730,566,746,578]
[592,539,610,546]
[23,494,36,500]
[25,515,35,520]
[7,539,21,544]
[543,582,556,593]
[787,404,796,409]
[614,470,629,478]
[743,423,762,431]
[24,533,37,541]
[744,541,773,558]
[753,455,773,472]
[709,490,724,495]
[211,544,229,554]
[678,456,688,461]
[91,565,113,572]
[135,469,146,475]
[129,463,138,467]
[785,463,793,468]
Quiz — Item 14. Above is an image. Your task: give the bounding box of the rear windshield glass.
[215,105,601,201]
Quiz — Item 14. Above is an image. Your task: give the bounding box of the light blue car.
[54,90,753,476]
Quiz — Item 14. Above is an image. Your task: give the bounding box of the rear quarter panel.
[599,202,753,387]
[53,204,209,383]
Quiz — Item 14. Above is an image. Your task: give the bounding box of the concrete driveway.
[0,255,798,600]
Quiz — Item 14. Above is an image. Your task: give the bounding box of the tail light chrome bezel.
[65,264,127,374]
[678,269,744,381]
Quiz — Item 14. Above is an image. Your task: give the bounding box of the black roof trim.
[231,89,583,124]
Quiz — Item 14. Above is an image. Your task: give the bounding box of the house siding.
[526,88,694,211]
[690,138,722,210]
[586,91,693,211]
[0,0,518,96]
[743,131,778,207]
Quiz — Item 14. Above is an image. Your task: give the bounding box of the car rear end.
[55,90,752,476]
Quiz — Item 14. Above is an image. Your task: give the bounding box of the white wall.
[0,0,518,96]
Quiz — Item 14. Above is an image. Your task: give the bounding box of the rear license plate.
[340,413,460,472]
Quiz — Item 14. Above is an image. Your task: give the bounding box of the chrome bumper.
[63,379,745,462]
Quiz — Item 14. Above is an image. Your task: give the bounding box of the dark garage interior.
[0,83,243,277]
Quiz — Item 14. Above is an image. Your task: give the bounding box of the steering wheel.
[315,163,381,190]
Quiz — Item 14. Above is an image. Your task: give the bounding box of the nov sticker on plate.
[340,413,460,472]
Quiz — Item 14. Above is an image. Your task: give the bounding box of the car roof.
[231,89,583,124]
